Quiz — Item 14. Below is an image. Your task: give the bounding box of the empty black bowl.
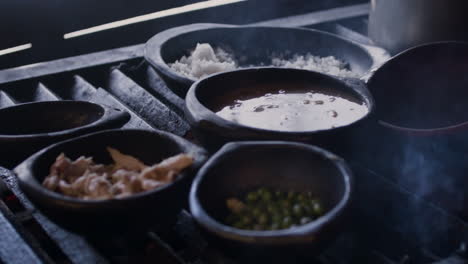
[189,141,353,262]
[185,67,374,152]
[14,129,207,234]
[367,41,468,136]
[0,100,130,168]
[360,42,468,219]
[145,23,389,97]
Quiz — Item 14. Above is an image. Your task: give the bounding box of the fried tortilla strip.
[107,147,147,171]
[139,154,193,182]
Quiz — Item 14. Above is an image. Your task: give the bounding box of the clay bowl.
[189,141,353,263]
[14,129,207,235]
[185,67,374,152]
[359,41,468,169]
[367,41,468,137]
[359,42,468,218]
[145,23,389,97]
[0,100,130,168]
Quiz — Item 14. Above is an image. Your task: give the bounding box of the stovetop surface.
[0,3,466,264]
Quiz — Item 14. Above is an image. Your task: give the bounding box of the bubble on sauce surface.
[327,110,338,118]
[253,106,265,112]
[216,91,368,132]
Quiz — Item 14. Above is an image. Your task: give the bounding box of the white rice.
[168,43,237,79]
[169,43,358,79]
[271,54,359,78]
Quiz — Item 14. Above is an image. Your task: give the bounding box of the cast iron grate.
[0,4,466,264]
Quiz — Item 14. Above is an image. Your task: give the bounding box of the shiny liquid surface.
[216,91,368,132]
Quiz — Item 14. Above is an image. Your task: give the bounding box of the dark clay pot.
[360,41,468,164]
[189,141,353,263]
[185,67,375,153]
[14,129,207,235]
[367,41,468,137]
[145,23,389,97]
[354,42,468,219]
[0,100,130,168]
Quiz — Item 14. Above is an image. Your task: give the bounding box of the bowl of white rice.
[145,23,389,97]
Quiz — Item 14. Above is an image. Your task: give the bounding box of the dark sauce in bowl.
[216,88,368,132]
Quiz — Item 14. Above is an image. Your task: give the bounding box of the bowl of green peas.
[189,141,353,262]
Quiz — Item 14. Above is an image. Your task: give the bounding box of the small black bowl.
[185,67,374,152]
[14,129,207,235]
[145,23,389,97]
[367,41,468,137]
[0,100,130,168]
[189,141,353,262]
[360,42,468,218]
[359,41,468,169]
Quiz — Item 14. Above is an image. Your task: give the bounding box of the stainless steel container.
[368,0,468,54]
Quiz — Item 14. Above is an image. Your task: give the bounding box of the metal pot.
[368,0,468,54]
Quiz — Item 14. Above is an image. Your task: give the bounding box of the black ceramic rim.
[186,67,375,135]
[144,23,389,84]
[0,100,125,139]
[369,41,468,134]
[14,128,207,205]
[189,141,353,240]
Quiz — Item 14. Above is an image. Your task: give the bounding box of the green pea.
[280,207,290,217]
[257,187,268,196]
[246,192,258,203]
[251,207,262,218]
[241,216,252,226]
[258,213,269,225]
[270,223,280,230]
[282,216,292,228]
[234,221,244,229]
[266,204,277,214]
[280,200,291,208]
[302,200,311,210]
[300,217,312,225]
[254,224,264,231]
[274,191,282,199]
[292,204,304,216]
[271,212,282,224]
[303,204,314,215]
[226,188,324,230]
[312,201,323,215]
[309,199,319,206]
[262,190,272,202]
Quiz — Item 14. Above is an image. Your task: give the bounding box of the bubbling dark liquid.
[216,91,368,132]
